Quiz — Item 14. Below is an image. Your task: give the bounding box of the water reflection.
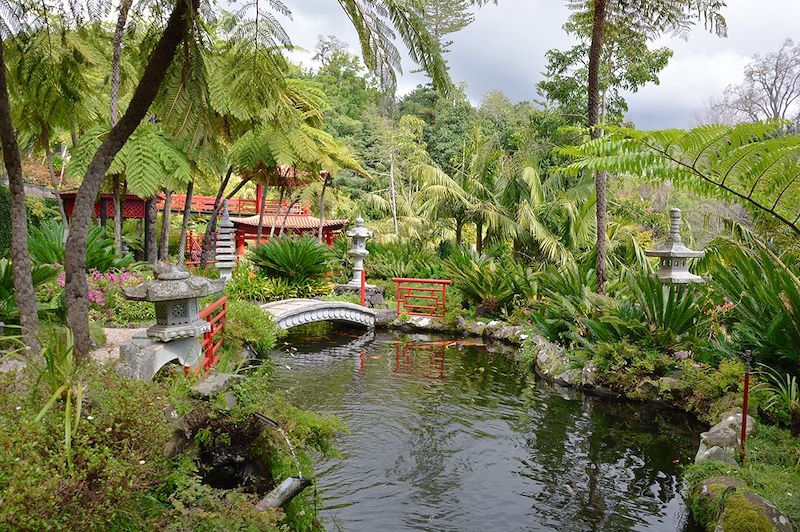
[271,327,701,531]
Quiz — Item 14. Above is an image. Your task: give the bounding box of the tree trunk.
[110,1,133,257]
[278,196,301,237]
[455,217,463,246]
[269,186,285,238]
[389,154,399,234]
[200,166,233,267]
[159,190,172,259]
[317,174,329,242]
[42,129,69,226]
[588,0,609,295]
[145,198,158,262]
[178,180,193,263]
[791,408,800,438]
[0,37,40,354]
[256,183,268,245]
[110,0,134,125]
[64,0,197,358]
[476,219,483,255]
[112,176,123,254]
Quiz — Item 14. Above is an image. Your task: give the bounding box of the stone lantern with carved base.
[645,208,704,284]
[117,262,225,381]
[334,217,384,307]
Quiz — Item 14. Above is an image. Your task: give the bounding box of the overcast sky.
[278,1,800,129]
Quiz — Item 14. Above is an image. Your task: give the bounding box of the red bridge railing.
[198,295,227,373]
[392,278,452,318]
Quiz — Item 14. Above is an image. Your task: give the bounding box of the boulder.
[635,379,660,401]
[554,368,582,386]
[717,491,793,532]
[374,309,397,326]
[581,360,597,387]
[191,373,244,398]
[695,446,740,468]
[489,325,525,344]
[532,336,571,378]
[658,376,690,399]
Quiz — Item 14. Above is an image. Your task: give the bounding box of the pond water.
[271,326,702,532]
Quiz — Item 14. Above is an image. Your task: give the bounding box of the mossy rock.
[690,476,746,529]
[718,492,779,532]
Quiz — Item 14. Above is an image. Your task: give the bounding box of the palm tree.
[575,0,727,293]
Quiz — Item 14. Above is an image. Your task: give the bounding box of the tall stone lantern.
[645,208,704,284]
[346,217,372,286]
[117,262,225,380]
[334,217,384,307]
[215,200,236,280]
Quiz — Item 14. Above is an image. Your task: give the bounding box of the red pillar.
[235,230,246,257]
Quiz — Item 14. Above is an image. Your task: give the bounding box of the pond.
[271,326,703,532]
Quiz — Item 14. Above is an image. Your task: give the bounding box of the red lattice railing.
[392,278,452,318]
[198,295,227,373]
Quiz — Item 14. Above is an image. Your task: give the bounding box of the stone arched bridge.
[261,299,375,330]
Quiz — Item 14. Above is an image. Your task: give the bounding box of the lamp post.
[347,217,372,287]
[645,208,705,285]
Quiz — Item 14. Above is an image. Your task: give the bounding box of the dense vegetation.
[0,0,798,530]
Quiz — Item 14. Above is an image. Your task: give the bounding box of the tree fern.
[559,121,800,235]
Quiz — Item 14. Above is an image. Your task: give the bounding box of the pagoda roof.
[230,214,347,231]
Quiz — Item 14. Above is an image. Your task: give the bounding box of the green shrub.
[0,258,59,322]
[368,240,443,280]
[28,220,133,272]
[249,236,331,281]
[225,299,282,357]
[226,265,332,303]
[708,246,800,372]
[591,340,673,394]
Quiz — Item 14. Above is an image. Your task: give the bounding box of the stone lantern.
[216,200,236,280]
[334,217,384,307]
[645,208,704,284]
[117,262,225,380]
[346,217,372,286]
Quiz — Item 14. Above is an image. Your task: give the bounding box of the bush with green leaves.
[755,365,800,437]
[28,220,133,272]
[708,246,800,372]
[226,264,332,303]
[589,340,673,396]
[0,258,59,322]
[368,240,444,280]
[249,235,331,282]
[224,299,282,357]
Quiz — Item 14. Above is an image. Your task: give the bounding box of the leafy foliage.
[560,122,800,236]
[28,220,133,272]
[249,236,332,282]
[0,259,59,322]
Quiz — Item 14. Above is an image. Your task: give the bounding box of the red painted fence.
[392,278,452,318]
[198,295,227,373]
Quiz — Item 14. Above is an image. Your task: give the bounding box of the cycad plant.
[709,246,800,371]
[444,250,514,316]
[28,220,133,272]
[249,236,332,282]
[756,365,800,437]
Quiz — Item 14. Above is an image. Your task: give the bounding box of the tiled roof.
[230,214,348,230]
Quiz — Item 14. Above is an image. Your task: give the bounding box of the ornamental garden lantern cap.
[645,208,705,284]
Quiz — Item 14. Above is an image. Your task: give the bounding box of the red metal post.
[360,269,366,307]
[740,350,752,462]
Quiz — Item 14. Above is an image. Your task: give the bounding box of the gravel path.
[90,327,141,364]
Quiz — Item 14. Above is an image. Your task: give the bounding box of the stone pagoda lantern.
[334,217,384,307]
[215,200,236,280]
[346,217,372,286]
[645,208,704,284]
[117,262,225,380]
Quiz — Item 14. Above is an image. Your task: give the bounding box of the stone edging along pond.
[378,313,795,532]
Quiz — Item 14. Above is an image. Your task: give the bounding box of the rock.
[191,373,244,398]
[222,391,237,410]
[554,368,582,386]
[489,325,525,344]
[484,320,504,336]
[635,379,660,401]
[532,336,571,378]
[658,376,690,399]
[0,358,25,373]
[703,427,740,450]
[695,446,740,468]
[715,409,757,439]
[673,350,690,361]
[374,309,397,326]
[716,491,792,532]
[334,283,385,308]
[581,360,597,387]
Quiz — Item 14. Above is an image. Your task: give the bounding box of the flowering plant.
[54,268,153,325]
